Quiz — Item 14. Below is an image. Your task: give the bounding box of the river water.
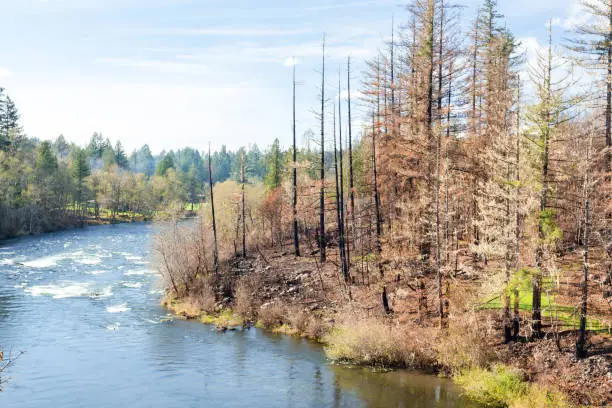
[0,223,478,407]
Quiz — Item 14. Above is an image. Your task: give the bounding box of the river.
[0,223,478,407]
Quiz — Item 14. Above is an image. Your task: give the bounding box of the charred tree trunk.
[208,144,219,277]
[577,135,592,358]
[319,36,327,263]
[241,151,246,258]
[338,71,348,277]
[292,58,301,257]
[333,105,349,283]
[347,56,356,253]
[512,83,522,340]
[372,113,389,313]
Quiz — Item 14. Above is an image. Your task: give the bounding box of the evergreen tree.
[264,138,283,190]
[115,141,129,169]
[37,141,58,173]
[71,147,91,216]
[156,153,175,176]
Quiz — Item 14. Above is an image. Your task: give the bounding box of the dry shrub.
[233,274,262,320]
[154,219,214,298]
[258,302,286,330]
[304,316,327,340]
[288,307,311,333]
[436,306,497,372]
[190,276,217,313]
[324,311,435,368]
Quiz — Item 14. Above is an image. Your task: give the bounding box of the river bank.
[162,244,611,408]
[0,222,478,408]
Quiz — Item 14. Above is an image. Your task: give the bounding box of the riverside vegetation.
[156,1,612,407]
[1,0,611,406]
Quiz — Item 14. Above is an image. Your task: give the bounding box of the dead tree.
[347,56,356,252]
[241,150,246,258]
[577,133,593,358]
[338,69,349,276]
[292,57,301,257]
[333,103,349,282]
[208,144,219,276]
[319,35,327,263]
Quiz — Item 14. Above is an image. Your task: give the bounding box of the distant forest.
[0,89,341,238]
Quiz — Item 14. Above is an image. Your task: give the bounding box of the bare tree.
[577,131,594,358]
[292,57,301,257]
[319,35,327,263]
[208,144,219,276]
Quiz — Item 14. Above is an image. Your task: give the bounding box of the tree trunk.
[208,145,219,276]
[319,35,327,263]
[333,104,349,283]
[577,134,592,358]
[372,113,388,313]
[241,151,246,258]
[292,58,300,257]
[338,71,348,278]
[347,56,356,253]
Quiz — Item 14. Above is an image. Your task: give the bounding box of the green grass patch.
[480,278,609,332]
[456,365,572,408]
[199,308,243,328]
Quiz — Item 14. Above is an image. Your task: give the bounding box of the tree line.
[0,90,309,239]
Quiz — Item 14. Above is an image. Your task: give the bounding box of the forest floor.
[164,241,611,407]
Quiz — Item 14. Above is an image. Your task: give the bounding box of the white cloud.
[140,26,316,37]
[0,68,11,77]
[551,0,591,30]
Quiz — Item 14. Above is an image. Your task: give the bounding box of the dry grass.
[436,308,498,372]
[233,274,263,321]
[257,302,287,330]
[323,311,436,369]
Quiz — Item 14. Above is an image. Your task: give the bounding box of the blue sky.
[0,0,584,154]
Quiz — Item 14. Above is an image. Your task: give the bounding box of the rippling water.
[0,223,478,408]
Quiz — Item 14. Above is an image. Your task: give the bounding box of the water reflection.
[330,365,479,408]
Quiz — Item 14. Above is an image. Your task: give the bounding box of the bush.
[436,304,497,372]
[233,274,262,321]
[258,302,286,330]
[323,313,434,368]
[288,307,311,334]
[456,365,528,407]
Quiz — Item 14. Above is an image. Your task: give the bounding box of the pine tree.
[71,147,91,217]
[115,141,129,169]
[525,23,573,337]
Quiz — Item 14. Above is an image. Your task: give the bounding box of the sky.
[0,0,588,154]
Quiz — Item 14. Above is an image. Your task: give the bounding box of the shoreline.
[159,245,610,408]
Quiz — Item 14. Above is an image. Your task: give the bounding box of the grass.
[455,365,572,408]
[184,203,202,211]
[162,298,242,328]
[200,309,243,328]
[479,281,610,333]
